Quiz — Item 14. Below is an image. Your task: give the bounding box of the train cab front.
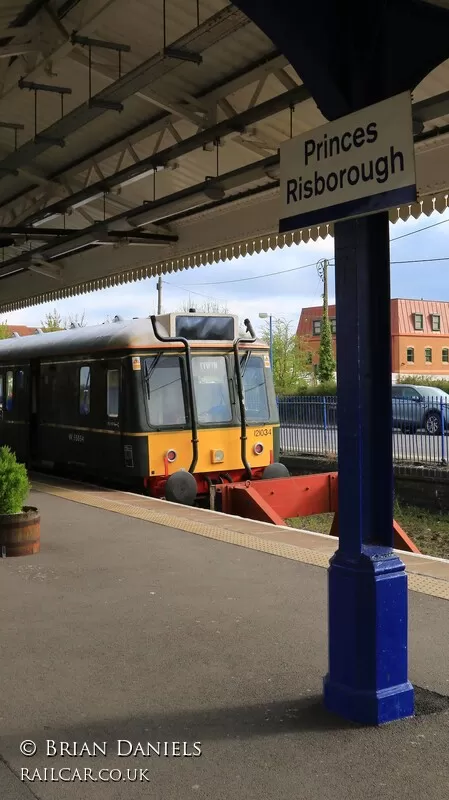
[143,312,285,506]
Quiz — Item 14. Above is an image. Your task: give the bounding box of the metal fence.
[278,395,449,465]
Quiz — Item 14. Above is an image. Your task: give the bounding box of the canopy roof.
[0,0,448,311]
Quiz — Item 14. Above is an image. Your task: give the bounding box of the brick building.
[297,298,449,381]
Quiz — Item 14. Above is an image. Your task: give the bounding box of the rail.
[277,395,449,465]
[150,316,199,473]
[233,318,256,480]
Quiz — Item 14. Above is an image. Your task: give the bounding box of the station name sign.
[279,92,416,233]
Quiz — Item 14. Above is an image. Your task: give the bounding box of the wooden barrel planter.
[0,506,40,557]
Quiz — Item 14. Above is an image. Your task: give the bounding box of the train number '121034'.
[254,428,271,437]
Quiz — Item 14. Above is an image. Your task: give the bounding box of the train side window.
[79,366,90,415]
[107,369,119,418]
[6,370,13,411]
[17,370,25,390]
[0,374,3,405]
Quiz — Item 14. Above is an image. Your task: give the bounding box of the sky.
[4,207,449,337]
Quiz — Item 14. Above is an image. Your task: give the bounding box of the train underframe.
[145,466,267,500]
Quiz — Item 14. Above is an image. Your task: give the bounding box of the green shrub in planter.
[0,446,30,515]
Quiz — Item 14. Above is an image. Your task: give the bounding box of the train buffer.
[215,472,419,554]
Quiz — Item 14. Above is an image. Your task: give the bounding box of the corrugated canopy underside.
[0,0,448,311]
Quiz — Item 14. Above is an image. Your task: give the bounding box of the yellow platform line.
[33,481,449,602]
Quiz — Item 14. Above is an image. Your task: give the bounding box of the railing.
[278,395,449,465]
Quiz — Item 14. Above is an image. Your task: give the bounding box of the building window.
[107,369,119,418]
[425,347,432,363]
[312,320,321,336]
[330,317,337,335]
[406,347,414,363]
[431,314,441,332]
[79,366,90,415]
[443,348,449,364]
[6,370,13,411]
[414,313,423,331]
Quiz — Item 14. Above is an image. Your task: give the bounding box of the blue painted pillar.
[323,212,414,724]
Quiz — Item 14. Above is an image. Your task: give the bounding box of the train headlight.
[166,449,177,463]
[253,442,264,455]
[211,449,225,464]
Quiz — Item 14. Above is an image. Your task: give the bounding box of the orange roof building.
[297,299,449,380]
[4,325,40,337]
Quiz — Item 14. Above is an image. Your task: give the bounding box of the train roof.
[0,314,265,360]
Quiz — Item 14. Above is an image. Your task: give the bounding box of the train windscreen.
[175,315,235,340]
[192,355,232,424]
[144,356,187,427]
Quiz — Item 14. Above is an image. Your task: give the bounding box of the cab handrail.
[233,318,256,480]
[150,316,199,473]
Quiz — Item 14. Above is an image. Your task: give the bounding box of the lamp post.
[259,312,273,367]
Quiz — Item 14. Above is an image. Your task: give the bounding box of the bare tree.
[64,311,87,328]
[41,308,87,331]
[178,299,229,314]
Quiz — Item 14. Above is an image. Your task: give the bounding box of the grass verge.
[287,501,449,559]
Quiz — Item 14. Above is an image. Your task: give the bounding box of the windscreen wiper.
[143,353,161,398]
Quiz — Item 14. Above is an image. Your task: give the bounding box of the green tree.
[316,258,336,384]
[41,308,63,332]
[0,446,30,514]
[0,319,10,339]
[261,317,311,395]
[317,312,335,383]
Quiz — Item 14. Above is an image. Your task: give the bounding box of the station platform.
[1,474,449,799]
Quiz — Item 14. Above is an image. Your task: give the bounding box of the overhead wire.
[162,214,449,293]
[161,281,228,304]
[390,216,449,242]
[167,259,328,288]
[391,256,449,264]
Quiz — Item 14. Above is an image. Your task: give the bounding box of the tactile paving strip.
[34,481,449,602]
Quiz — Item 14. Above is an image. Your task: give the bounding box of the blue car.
[392,384,449,435]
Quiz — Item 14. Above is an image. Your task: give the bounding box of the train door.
[1,368,16,452]
[14,367,28,462]
[29,360,40,461]
[105,361,122,474]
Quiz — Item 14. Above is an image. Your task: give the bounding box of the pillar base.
[323,545,415,725]
[323,678,414,725]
